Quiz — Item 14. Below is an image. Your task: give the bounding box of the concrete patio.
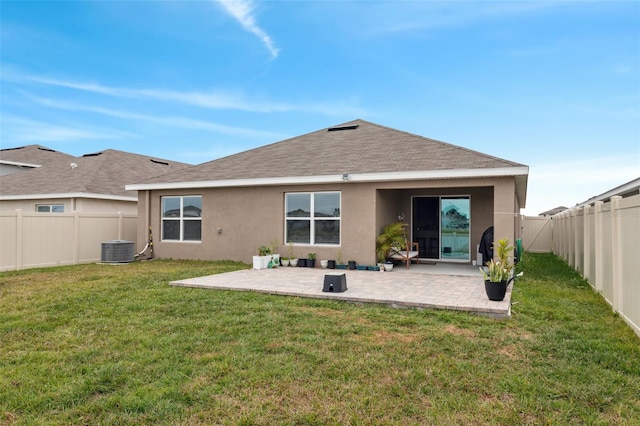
[170,263,513,318]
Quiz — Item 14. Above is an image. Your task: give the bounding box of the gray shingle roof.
[0,147,190,198]
[0,144,75,166]
[136,119,526,185]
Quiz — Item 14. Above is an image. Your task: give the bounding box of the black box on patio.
[323,274,347,293]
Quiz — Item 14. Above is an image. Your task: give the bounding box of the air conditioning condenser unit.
[101,240,134,263]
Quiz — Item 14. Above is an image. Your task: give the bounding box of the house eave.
[126,166,530,191]
[0,160,42,168]
[0,192,138,202]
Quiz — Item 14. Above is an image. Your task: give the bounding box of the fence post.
[561,211,569,261]
[555,213,563,258]
[118,212,124,240]
[73,211,80,264]
[594,201,604,292]
[562,212,568,259]
[569,208,576,268]
[610,196,622,313]
[16,209,23,271]
[583,205,590,280]
[575,208,582,272]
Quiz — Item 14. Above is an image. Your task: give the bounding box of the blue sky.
[1,0,638,215]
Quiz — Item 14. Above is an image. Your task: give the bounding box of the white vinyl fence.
[522,215,553,253]
[552,194,640,337]
[0,210,137,271]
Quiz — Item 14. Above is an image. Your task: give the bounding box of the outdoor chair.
[390,240,420,269]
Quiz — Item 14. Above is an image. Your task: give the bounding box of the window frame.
[36,204,64,213]
[284,191,341,246]
[161,195,202,242]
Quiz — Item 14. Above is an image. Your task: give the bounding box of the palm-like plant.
[376,222,407,263]
[480,238,514,282]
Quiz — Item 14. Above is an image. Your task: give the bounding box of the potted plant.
[253,245,272,270]
[480,238,515,301]
[281,257,290,267]
[269,239,280,266]
[320,259,329,268]
[327,259,336,269]
[376,222,406,272]
[307,253,317,268]
[348,260,356,270]
[287,241,298,267]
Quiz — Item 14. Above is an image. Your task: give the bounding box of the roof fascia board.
[126,166,530,191]
[0,160,42,168]
[0,192,137,202]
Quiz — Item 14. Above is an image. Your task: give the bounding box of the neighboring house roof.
[574,177,640,208]
[539,206,568,216]
[128,119,529,205]
[0,147,190,201]
[0,144,76,166]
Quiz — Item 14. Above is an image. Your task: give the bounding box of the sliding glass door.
[440,197,470,261]
[412,196,470,261]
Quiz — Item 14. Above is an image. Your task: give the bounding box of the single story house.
[126,119,529,266]
[539,206,568,217]
[0,145,190,214]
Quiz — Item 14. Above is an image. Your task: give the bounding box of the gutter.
[126,166,530,191]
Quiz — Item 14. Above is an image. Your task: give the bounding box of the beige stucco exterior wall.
[492,177,517,252]
[138,175,521,266]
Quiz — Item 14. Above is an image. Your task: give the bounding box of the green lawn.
[1,254,639,425]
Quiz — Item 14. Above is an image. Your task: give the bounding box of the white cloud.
[4,70,366,116]
[216,0,279,59]
[358,1,560,37]
[23,93,286,139]
[1,116,137,143]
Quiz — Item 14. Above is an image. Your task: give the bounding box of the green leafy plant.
[480,238,514,282]
[376,222,407,263]
[269,239,280,255]
[308,253,317,260]
[287,241,295,259]
[258,245,271,256]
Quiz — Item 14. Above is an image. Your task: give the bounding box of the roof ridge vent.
[327,125,359,132]
[37,147,56,152]
[150,159,169,165]
[82,152,103,157]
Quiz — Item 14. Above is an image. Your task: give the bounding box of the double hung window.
[162,196,202,241]
[285,192,340,245]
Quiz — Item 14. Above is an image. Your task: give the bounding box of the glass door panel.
[412,197,439,259]
[440,197,470,260]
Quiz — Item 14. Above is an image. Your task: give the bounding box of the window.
[36,204,64,213]
[162,196,202,241]
[285,192,340,245]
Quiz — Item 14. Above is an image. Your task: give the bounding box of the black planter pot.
[327,260,336,269]
[307,259,316,268]
[348,261,356,270]
[484,280,508,301]
[298,258,307,267]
